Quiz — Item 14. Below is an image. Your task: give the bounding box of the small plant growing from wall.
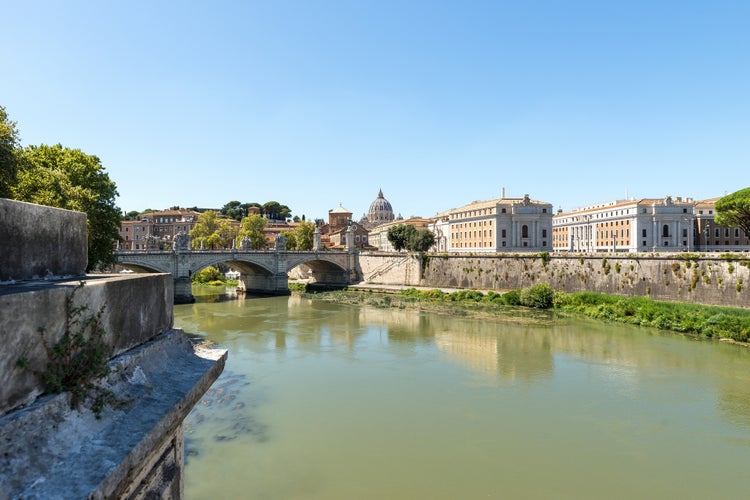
[728,263,735,274]
[615,263,621,274]
[18,282,127,418]
[738,278,744,293]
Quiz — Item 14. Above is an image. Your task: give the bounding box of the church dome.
[367,189,395,226]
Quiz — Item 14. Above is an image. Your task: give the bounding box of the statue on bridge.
[240,237,252,251]
[275,234,287,251]
[174,232,191,253]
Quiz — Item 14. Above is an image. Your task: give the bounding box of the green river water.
[175,289,750,499]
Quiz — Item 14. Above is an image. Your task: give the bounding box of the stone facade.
[553,196,696,253]
[358,253,750,309]
[447,194,553,252]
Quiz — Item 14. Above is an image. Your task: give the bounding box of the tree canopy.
[387,224,415,251]
[13,143,121,270]
[715,187,750,237]
[281,220,316,250]
[236,213,267,250]
[0,105,20,198]
[387,224,435,252]
[189,210,236,250]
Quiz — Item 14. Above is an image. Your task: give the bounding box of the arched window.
[522,225,529,238]
[662,224,669,237]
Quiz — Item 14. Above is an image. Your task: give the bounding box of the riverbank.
[302,283,750,344]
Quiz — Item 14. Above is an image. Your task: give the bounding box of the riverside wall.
[0,199,226,498]
[357,252,750,308]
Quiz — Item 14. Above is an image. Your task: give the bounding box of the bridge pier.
[174,276,195,304]
[236,273,290,295]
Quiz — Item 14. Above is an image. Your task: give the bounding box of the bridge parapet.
[117,249,359,302]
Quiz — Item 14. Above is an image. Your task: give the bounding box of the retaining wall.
[358,252,750,308]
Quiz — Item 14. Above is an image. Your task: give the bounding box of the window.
[502,229,507,238]
[662,225,669,237]
[522,225,529,238]
[542,229,547,237]
[542,208,547,213]
[682,229,687,238]
[642,229,647,237]
[642,241,647,246]
[502,241,506,247]
[501,208,507,213]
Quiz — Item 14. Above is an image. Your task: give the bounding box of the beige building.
[694,198,750,252]
[552,196,695,253]
[446,193,553,252]
[119,209,200,251]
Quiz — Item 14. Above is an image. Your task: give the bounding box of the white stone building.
[552,196,695,253]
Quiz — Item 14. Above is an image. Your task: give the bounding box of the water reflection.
[178,293,750,499]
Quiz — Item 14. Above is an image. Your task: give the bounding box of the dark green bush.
[519,283,555,309]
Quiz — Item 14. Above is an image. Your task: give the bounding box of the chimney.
[501,187,506,199]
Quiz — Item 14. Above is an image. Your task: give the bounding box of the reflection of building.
[119,209,200,251]
[360,189,396,229]
[434,327,554,382]
[553,196,695,253]
[446,192,553,252]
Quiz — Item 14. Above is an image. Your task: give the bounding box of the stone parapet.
[0,274,174,416]
[0,198,88,281]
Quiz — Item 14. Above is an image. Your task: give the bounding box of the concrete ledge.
[0,199,87,281]
[0,274,174,416]
[0,329,227,499]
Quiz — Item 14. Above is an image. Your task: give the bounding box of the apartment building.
[694,198,750,251]
[446,193,553,252]
[119,209,201,251]
[552,196,695,252]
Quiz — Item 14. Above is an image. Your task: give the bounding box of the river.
[175,288,750,499]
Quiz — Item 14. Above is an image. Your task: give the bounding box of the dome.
[367,189,395,227]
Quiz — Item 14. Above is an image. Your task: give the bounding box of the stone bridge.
[117,249,360,303]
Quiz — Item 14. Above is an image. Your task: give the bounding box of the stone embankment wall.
[358,252,750,308]
[0,199,226,498]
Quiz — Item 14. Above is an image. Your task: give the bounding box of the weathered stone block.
[0,199,87,281]
[0,329,227,499]
[0,273,173,416]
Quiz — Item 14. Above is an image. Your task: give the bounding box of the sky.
[2,0,749,221]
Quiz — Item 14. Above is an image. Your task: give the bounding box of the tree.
[294,220,316,250]
[190,210,235,250]
[0,105,20,198]
[387,224,416,251]
[408,228,436,253]
[123,210,141,221]
[237,213,267,250]
[715,187,750,237]
[221,200,247,221]
[13,144,121,270]
[262,201,292,221]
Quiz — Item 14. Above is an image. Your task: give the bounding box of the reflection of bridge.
[117,250,359,303]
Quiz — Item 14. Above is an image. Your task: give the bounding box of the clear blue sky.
[2,1,748,220]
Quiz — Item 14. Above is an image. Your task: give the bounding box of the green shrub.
[502,290,522,306]
[192,266,223,284]
[520,283,555,309]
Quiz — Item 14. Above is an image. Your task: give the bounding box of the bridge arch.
[115,250,357,302]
